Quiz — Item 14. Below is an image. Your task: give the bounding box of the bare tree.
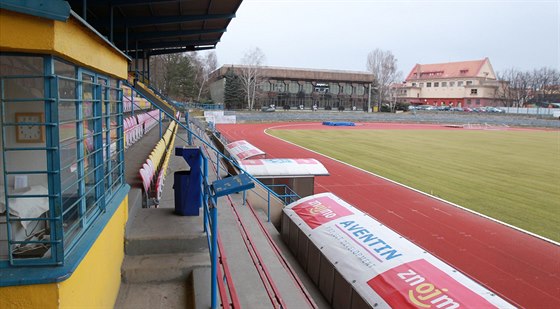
[531,67,560,104]
[366,49,401,111]
[497,67,560,107]
[188,51,218,102]
[239,47,266,110]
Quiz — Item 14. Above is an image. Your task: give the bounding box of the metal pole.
[82,0,87,20]
[131,89,135,116]
[216,151,220,180]
[243,190,246,206]
[210,200,218,309]
[203,156,208,233]
[267,190,271,222]
[135,41,139,74]
[199,152,204,212]
[185,111,192,145]
[158,110,162,138]
[110,6,114,43]
[125,26,129,54]
[147,55,151,82]
[367,83,372,113]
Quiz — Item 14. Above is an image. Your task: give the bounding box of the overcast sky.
[212,0,559,77]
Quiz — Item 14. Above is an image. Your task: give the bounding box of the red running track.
[218,122,560,309]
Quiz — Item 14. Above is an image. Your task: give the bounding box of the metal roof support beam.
[82,0,86,20]
[147,45,215,56]
[96,0,182,6]
[136,39,219,50]
[110,5,114,42]
[135,41,139,72]
[94,13,235,28]
[117,28,227,41]
[125,26,129,54]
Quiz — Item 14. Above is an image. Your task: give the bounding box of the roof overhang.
[65,0,242,56]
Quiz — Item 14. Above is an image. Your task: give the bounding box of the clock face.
[15,113,44,143]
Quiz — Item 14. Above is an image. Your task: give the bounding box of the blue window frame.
[0,54,125,267]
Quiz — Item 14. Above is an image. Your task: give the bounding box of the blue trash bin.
[173,170,199,216]
[174,146,203,216]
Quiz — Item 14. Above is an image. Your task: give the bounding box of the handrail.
[145,83,177,109]
[184,102,224,110]
[267,184,301,204]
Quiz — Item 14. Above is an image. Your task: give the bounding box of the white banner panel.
[217,115,237,124]
[225,140,266,161]
[204,110,224,117]
[284,193,515,308]
[239,158,329,177]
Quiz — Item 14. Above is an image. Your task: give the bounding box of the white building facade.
[395,58,506,107]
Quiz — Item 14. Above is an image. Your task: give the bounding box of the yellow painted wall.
[0,197,128,308]
[53,18,128,79]
[0,283,59,308]
[58,196,128,308]
[0,9,127,79]
[0,9,55,53]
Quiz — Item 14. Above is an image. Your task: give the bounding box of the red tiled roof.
[406,58,489,81]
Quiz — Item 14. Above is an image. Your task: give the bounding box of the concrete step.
[115,281,192,309]
[125,188,143,235]
[122,252,210,283]
[191,267,212,309]
[125,207,207,256]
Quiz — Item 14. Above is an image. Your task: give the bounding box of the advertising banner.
[284,193,515,308]
[225,140,266,161]
[239,158,329,177]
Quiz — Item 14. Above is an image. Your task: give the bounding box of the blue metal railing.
[267,184,300,205]
[184,102,224,110]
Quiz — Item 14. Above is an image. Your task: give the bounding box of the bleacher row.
[138,113,180,207]
[124,110,161,149]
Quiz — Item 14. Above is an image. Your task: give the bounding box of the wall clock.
[15,112,44,143]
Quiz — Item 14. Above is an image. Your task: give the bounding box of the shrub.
[395,102,410,111]
[380,104,391,112]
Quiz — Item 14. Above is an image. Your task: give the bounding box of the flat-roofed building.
[209,65,374,110]
[395,58,506,107]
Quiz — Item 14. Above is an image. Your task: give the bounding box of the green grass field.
[269,129,560,241]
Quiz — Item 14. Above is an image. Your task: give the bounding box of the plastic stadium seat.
[146,159,155,177]
[155,172,164,202]
[139,168,150,193]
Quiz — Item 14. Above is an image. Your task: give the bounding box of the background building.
[209,65,374,110]
[395,58,506,107]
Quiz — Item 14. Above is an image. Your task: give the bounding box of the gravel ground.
[227,110,560,129]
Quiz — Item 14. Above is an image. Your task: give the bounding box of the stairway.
[115,207,211,308]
